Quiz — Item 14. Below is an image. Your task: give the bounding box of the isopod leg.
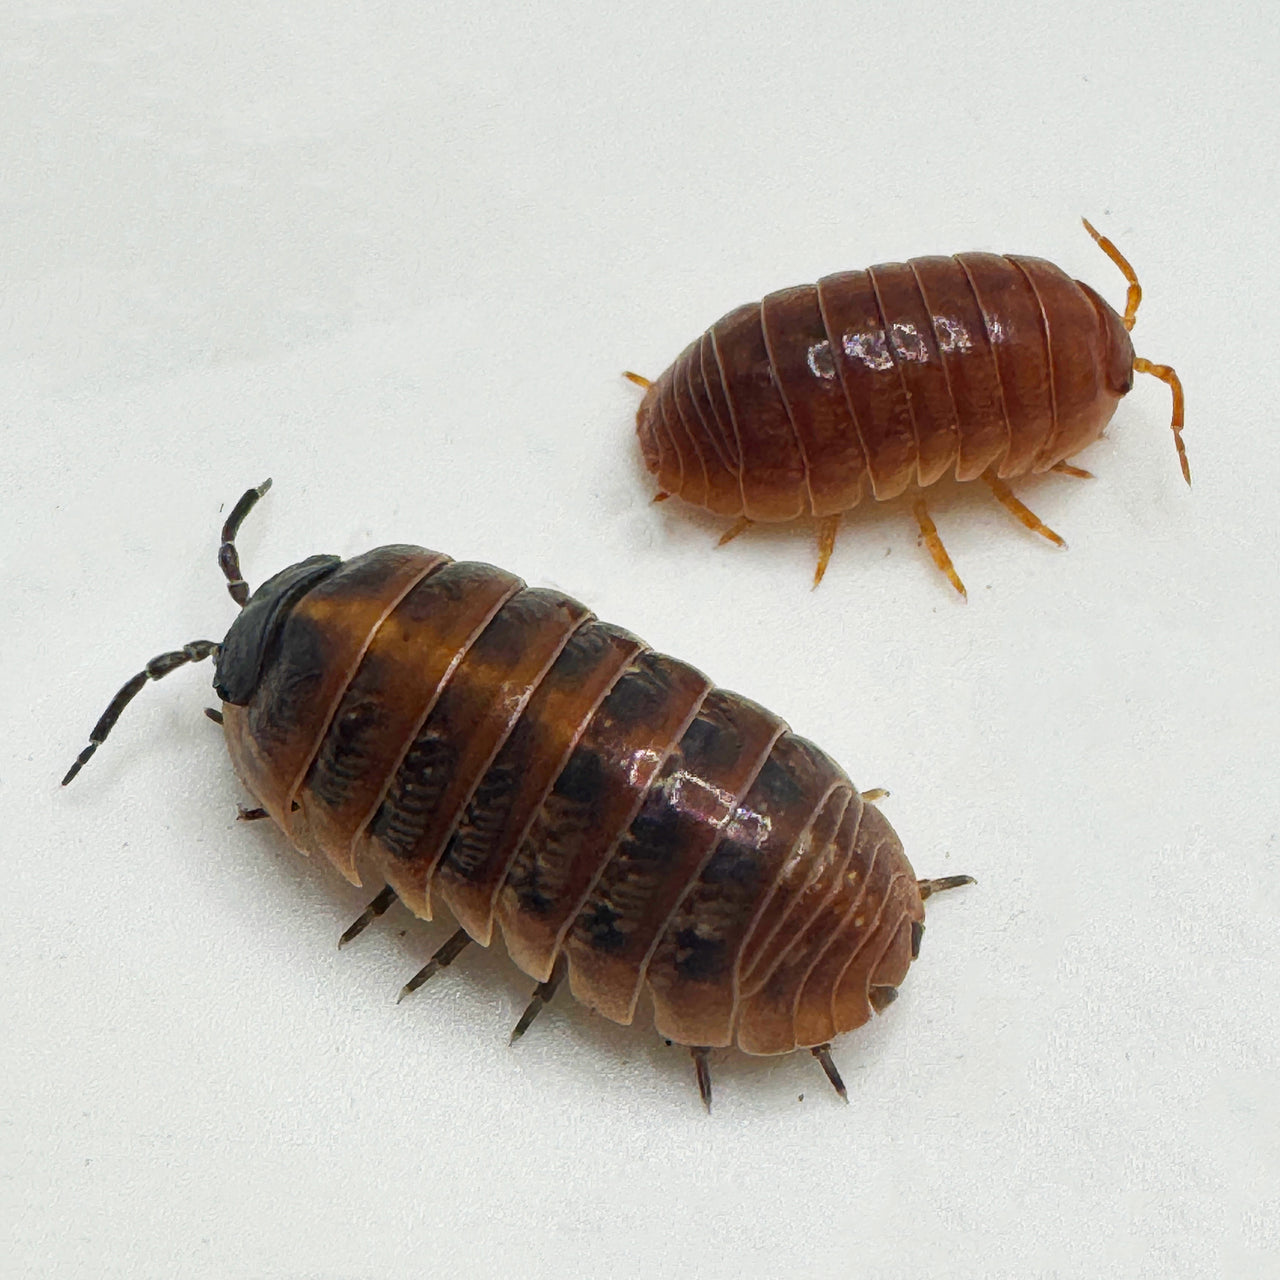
[397,927,471,1003]
[811,1043,848,1103]
[1051,461,1094,480]
[509,956,567,1045]
[813,514,841,588]
[61,639,222,785]
[338,884,399,949]
[204,706,225,725]
[716,516,753,547]
[623,371,653,389]
[917,874,976,900]
[691,1046,713,1113]
[980,474,1066,548]
[911,499,967,599]
[237,806,269,822]
[1133,358,1190,486]
[859,788,889,803]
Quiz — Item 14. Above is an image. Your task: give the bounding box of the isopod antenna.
[61,479,272,786]
[1082,219,1189,486]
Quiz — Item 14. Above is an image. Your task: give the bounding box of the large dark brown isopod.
[64,482,972,1108]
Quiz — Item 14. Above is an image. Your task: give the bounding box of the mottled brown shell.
[221,545,925,1054]
[637,253,1136,520]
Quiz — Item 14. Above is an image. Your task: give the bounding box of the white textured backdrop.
[2,3,1277,1277]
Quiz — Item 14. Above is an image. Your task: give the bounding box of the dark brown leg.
[338,885,399,949]
[509,957,567,1045]
[204,707,224,725]
[397,928,472,1004]
[811,1044,848,1102]
[691,1046,713,1113]
[237,806,269,822]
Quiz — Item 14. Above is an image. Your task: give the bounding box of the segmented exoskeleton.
[629,221,1185,594]
[64,482,972,1108]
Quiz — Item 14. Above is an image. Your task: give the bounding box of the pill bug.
[627,221,1186,595]
[64,481,972,1109]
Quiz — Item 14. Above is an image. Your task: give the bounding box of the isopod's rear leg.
[1051,461,1094,479]
[338,884,399,949]
[813,514,841,588]
[981,474,1066,549]
[911,498,967,599]
[811,1043,848,1103]
[509,956,567,1045]
[397,927,471,1003]
[691,1046,713,1112]
[716,515,753,547]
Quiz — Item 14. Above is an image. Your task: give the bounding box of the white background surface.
[3,3,1277,1277]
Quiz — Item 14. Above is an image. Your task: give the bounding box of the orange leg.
[981,474,1066,548]
[1051,460,1094,479]
[813,514,841,588]
[651,491,670,503]
[623,370,652,389]
[716,516,753,547]
[1134,357,1191,486]
[912,498,966,599]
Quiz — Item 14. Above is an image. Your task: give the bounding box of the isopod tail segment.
[1081,218,1189,487]
[61,479,274,787]
[681,873,973,1112]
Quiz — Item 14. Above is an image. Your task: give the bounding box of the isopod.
[627,221,1186,594]
[64,481,972,1109]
